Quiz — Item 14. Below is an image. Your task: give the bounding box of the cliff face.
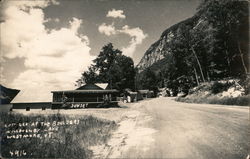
[137,16,200,73]
[137,0,249,78]
[136,0,249,93]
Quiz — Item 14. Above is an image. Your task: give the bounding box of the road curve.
[122,97,249,159]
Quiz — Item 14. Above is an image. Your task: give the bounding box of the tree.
[112,55,135,90]
[198,0,249,76]
[93,43,122,82]
[165,23,199,92]
[81,65,99,84]
[139,68,159,95]
[78,43,136,92]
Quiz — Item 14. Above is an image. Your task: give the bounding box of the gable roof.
[138,90,149,94]
[95,83,109,90]
[0,85,20,104]
[76,83,109,90]
[12,89,52,103]
[51,89,118,94]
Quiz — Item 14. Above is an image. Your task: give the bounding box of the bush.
[217,95,250,106]
[211,81,232,94]
[176,79,249,106]
[240,75,250,95]
[176,95,250,106]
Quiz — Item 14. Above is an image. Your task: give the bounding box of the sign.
[3,119,80,140]
[70,103,88,108]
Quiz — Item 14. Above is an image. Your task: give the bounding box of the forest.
[136,0,249,95]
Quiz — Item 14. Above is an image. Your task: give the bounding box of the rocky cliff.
[136,0,249,94]
[137,16,201,73]
[136,0,248,76]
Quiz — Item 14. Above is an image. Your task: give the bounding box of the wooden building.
[11,89,51,110]
[51,83,119,109]
[12,102,51,110]
[123,89,138,103]
[137,90,154,100]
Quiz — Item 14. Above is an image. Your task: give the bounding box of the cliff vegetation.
[136,0,249,98]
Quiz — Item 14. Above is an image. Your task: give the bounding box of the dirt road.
[11,97,249,158]
[120,97,249,159]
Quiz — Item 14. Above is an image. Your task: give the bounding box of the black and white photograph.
[0,0,249,158]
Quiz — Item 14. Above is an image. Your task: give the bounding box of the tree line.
[77,0,248,95]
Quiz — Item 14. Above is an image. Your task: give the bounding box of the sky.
[0,0,200,102]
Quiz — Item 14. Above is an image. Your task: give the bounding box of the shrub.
[240,75,250,95]
[211,81,232,94]
[176,95,250,106]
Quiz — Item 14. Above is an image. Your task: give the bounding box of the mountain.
[0,85,20,104]
[136,0,249,93]
[137,16,198,73]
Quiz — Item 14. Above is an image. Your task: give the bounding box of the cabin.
[12,102,51,110]
[11,89,52,110]
[51,83,119,109]
[137,90,154,100]
[123,89,138,103]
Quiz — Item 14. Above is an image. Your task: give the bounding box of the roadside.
[176,80,250,106]
[89,101,157,158]
[8,97,249,159]
[0,111,117,158]
[10,100,158,158]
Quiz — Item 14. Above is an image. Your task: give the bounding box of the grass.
[176,93,250,106]
[0,112,117,158]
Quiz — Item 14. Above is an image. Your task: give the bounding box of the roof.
[124,89,138,95]
[0,85,20,104]
[51,89,118,94]
[138,90,149,94]
[76,83,109,90]
[128,91,137,95]
[95,83,109,90]
[12,89,52,103]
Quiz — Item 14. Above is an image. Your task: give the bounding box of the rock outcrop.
[136,0,248,76]
[136,16,199,73]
